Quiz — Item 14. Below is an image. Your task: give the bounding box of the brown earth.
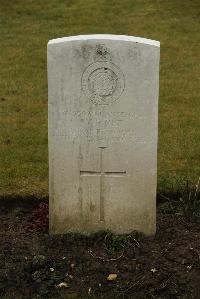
[0,199,200,299]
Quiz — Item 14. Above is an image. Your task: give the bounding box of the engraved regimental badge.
[82,45,125,105]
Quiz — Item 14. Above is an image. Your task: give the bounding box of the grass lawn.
[0,0,199,197]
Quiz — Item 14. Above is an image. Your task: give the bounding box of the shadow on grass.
[0,192,182,206]
[0,195,48,210]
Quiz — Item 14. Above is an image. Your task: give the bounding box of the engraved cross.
[80,147,126,222]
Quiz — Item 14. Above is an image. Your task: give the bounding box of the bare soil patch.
[0,199,200,298]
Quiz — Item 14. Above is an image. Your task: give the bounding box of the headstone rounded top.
[48,34,160,47]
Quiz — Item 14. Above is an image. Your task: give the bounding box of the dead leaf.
[88,287,91,295]
[56,282,70,288]
[107,273,117,281]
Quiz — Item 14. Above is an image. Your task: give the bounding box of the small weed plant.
[105,234,131,253]
[104,232,140,257]
[30,255,65,296]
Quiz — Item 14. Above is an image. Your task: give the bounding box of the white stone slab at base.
[48,34,160,235]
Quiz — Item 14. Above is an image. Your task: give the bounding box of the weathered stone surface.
[48,34,160,235]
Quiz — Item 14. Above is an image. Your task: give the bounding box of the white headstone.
[48,34,160,235]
